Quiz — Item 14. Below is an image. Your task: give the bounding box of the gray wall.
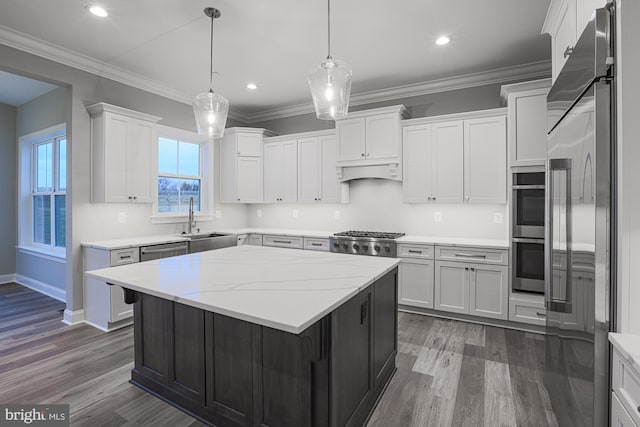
[1,43,248,314]
[0,102,17,278]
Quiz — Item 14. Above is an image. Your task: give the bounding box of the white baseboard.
[14,274,66,302]
[0,274,17,284]
[63,309,85,325]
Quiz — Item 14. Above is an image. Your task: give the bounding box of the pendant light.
[193,7,229,138]
[307,0,352,120]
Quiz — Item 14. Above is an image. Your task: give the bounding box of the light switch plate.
[118,212,127,224]
[434,212,442,222]
[334,210,341,220]
[215,210,222,219]
[256,209,262,218]
[494,213,503,224]
[292,209,298,219]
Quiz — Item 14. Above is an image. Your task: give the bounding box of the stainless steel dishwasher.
[139,241,189,261]
[187,233,237,253]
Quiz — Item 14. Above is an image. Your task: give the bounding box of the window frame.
[151,125,214,223]
[18,123,67,258]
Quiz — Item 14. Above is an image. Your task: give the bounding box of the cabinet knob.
[427,197,431,200]
[432,197,436,201]
[237,198,240,201]
[465,267,469,271]
[465,196,470,202]
[563,46,574,58]
[361,153,365,157]
[128,196,133,200]
[366,153,370,157]
[133,196,137,200]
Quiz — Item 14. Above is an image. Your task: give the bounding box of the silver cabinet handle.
[119,255,132,260]
[273,240,292,244]
[311,243,322,247]
[141,245,188,254]
[536,312,546,317]
[563,46,573,58]
[408,250,423,254]
[454,253,486,258]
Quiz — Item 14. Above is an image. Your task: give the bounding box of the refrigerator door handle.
[546,158,573,314]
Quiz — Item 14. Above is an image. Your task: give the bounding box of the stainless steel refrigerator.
[544,6,615,427]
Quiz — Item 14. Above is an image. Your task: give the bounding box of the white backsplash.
[245,179,509,239]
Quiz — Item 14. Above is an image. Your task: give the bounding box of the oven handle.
[512,185,546,190]
[512,238,545,244]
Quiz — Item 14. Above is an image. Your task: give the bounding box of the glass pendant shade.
[307,57,352,120]
[193,90,229,138]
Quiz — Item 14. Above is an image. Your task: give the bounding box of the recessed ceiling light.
[88,5,108,17]
[436,36,451,46]
[246,83,257,90]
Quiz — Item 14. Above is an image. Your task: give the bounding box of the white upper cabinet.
[88,103,161,204]
[336,105,409,165]
[220,127,275,204]
[298,134,340,203]
[402,109,506,204]
[319,135,341,203]
[263,139,297,203]
[543,0,608,82]
[501,80,552,167]
[464,115,507,204]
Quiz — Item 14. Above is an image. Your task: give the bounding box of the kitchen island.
[86,245,400,427]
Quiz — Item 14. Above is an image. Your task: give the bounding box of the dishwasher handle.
[140,244,188,255]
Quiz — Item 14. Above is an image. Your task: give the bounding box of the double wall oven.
[512,171,545,294]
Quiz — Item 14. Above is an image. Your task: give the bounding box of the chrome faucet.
[188,196,196,235]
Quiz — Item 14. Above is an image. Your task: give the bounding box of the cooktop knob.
[374,245,381,252]
[333,242,339,248]
[384,246,391,252]
[362,245,369,251]
[353,244,360,250]
[342,243,348,249]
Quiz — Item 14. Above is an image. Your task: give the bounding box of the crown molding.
[239,60,551,123]
[0,24,550,125]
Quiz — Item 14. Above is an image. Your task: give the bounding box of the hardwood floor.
[0,283,558,426]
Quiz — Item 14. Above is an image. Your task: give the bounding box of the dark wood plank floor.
[0,283,558,426]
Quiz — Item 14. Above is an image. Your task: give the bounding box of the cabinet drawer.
[304,238,330,251]
[263,235,303,249]
[237,234,249,245]
[110,248,140,266]
[436,246,507,265]
[613,349,640,425]
[508,299,546,326]
[397,244,434,260]
[249,234,263,246]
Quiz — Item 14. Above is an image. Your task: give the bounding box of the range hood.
[336,163,401,182]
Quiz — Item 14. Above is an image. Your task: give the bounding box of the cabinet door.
[402,125,431,203]
[553,0,577,81]
[435,261,468,314]
[104,114,129,203]
[298,137,320,203]
[611,391,638,427]
[263,143,282,203]
[510,89,549,166]
[469,263,508,320]
[331,288,373,427]
[398,259,434,309]
[463,116,507,204]
[236,132,262,157]
[110,285,134,322]
[128,119,154,202]
[320,135,340,203]
[373,270,397,391]
[432,121,464,203]
[236,157,262,203]
[281,140,298,203]
[337,117,366,162]
[366,113,399,160]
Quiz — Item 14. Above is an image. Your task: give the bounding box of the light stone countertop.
[396,235,509,249]
[610,333,640,370]
[86,245,400,334]
[81,235,190,250]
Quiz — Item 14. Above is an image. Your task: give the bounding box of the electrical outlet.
[494,213,503,224]
[334,210,341,220]
[257,209,262,218]
[118,212,127,224]
[215,210,222,219]
[434,212,442,222]
[292,209,298,219]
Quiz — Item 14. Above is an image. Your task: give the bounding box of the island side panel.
[373,268,398,393]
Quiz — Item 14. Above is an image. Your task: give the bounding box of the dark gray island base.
[124,267,398,427]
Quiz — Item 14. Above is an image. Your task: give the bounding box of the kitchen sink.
[182,232,237,253]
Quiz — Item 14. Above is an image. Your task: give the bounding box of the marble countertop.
[86,245,400,334]
[610,333,640,370]
[221,228,337,238]
[397,235,509,249]
[82,235,190,250]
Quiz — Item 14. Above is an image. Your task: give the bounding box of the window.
[31,135,66,249]
[157,137,203,214]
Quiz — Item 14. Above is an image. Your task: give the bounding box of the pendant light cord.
[209,13,214,91]
[327,0,331,60]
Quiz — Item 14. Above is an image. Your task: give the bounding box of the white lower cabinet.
[262,235,304,249]
[249,234,263,246]
[612,392,638,427]
[399,259,435,309]
[434,245,509,320]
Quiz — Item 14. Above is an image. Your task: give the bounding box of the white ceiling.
[0,70,58,107]
[0,0,551,119]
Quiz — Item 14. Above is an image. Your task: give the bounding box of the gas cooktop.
[330,231,405,257]
[333,231,406,240]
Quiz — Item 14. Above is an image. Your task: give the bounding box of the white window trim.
[151,125,214,224]
[18,123,67,258]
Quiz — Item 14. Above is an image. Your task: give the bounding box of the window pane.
[178,141,200,176]
[54,195,66,248]
[58,138,67,191]
[35,142,53,192]
[180,179,200,213]
[33,195,51,245]
[158,137,178,174]
[158,177,179,213]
